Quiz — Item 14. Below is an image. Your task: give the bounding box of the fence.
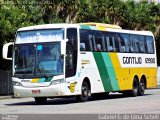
[0,70,13,95]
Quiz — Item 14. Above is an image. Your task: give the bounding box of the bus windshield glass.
[16,29,64,44]
[14,42,63,78]
[14,29,64,78]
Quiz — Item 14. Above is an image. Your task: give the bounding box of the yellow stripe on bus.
[97,26,106,31]
[109,53,157,90]
[32,78,39,83]
[109,53,131,90]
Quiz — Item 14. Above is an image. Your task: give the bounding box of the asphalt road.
[0,88,159,115]
[0,89,160,114]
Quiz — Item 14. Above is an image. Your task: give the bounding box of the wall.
[157,67,160,86]
[0,70,13,95]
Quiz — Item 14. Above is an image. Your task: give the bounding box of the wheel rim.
[133,80,138,96]
[139,82,145,93]
[82,85,88,98]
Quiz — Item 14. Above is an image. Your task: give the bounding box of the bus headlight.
[50,79,64,85]
[12,81,23,86]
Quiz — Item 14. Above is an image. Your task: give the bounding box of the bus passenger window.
[118,34,126,53]
[146,36,154,54]
[120,34,129,52]
[80,29,95,51]
[95,31,104,51]
[80,43,86,51]
[96,44,102,51]
[111,36,116,51]
[105,36,110,51]
[130,35,139,53]
[137,35,145,53]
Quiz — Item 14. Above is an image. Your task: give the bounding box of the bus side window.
[109,33,117,52]
[119,36,126,53]
[130,40,134,53]
[80,29,94,51]
[80,43,86,51]
[105,34,110,51]
[106,32,114,52]
[146,36,154,54]
[121,33,129,53]
[130,35,139,53]
[88,34,94,51]
[95,31,104,51]
[114,33,120,52]
[138,35,145,53]
[102,34,106,51]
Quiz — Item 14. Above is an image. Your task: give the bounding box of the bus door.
[65,28,78,93]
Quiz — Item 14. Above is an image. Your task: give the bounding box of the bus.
[3,23,157,104]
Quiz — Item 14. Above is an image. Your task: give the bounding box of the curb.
[0,95,13,100]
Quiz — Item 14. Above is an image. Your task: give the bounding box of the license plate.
[32,90,41,94]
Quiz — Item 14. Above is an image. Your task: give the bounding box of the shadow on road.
[5,93,152,106]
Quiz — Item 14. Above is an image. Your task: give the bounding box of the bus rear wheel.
[123,78,139,97]
[34,97,47,105]
[130,78,139,97]
[138,79,146,96]
[76,81,89,102]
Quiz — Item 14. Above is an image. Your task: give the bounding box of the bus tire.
[138,78,146,96]
[34,97,47,105]
[76,81,89,102]
[130,78,139,97]
[123,78,139,97]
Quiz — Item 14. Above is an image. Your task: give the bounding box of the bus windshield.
[14,42,63,78]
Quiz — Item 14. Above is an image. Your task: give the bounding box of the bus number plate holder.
[32,90,41,94]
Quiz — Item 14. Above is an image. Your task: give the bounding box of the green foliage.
[0,0,160,70]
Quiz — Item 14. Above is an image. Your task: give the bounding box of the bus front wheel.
[34,97,47,105]
[76,81,89,102]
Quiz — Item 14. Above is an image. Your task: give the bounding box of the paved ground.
[0,88,159,114]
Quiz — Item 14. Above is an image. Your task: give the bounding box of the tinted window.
[120,34,130,52]
[146,36,154,54]
[95,31,105,51]
[138,35,146,53]
[130,35,139,53]
[80,29,95,51]
[80,29,154,54]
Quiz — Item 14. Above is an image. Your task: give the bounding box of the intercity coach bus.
[3,23,157,104]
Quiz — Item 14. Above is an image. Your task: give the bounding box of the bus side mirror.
[61,39,68,55]
[3,42,14,60]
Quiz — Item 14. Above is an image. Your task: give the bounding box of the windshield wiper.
[37,67,55,79]
[14,68,33,78]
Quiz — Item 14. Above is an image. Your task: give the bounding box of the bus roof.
[106,28,154,36]
[17,24,80,31]
[17,23,154,36]
[80,22,122,29]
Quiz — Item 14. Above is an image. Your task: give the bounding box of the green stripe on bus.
[44,77,52,82]
[93,52,120,92]
[101,53,120,91]
[93,52,113,91]
[80,25,91,29]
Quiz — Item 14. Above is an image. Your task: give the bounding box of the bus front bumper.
[13,83,69,98]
